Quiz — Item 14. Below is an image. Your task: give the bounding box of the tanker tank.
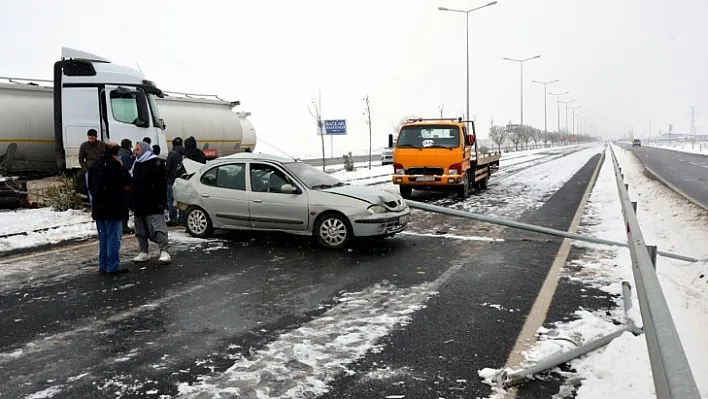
[0,78,257,177]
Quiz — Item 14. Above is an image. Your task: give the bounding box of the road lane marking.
[500,148,604,397]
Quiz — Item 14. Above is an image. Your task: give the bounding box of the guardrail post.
[647,245,658,269]
[631,201,637,212]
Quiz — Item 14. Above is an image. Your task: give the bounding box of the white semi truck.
[0,47,257,178]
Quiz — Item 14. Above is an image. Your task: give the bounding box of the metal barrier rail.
[405,146,701,395]
[609,145,701,398]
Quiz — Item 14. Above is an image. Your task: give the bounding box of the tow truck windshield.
[396,125,460,149]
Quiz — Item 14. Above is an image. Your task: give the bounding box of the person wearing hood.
[88,143,132,274]
[131,142,171,264]
[118,139,135,235]
[183,136,206,164]
[165,137,186,226]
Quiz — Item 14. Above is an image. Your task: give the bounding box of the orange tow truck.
[389,117,501,199]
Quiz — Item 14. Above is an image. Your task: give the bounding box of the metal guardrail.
[609,145,701,398]
[406,146,702,395]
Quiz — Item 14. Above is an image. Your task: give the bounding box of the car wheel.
[315,212,352,249]
[186,206,214,238]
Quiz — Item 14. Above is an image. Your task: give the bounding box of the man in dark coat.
[165,137,186,226]
[183,136,206,164]
[79,129,106,204]
[88,143,132,274]
[131,142,171,264]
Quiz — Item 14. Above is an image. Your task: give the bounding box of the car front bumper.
[350,208,411,236]
[391,174,464,186]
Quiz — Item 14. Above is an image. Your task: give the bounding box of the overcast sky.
[1,0,706,157]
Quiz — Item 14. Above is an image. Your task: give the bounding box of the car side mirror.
[281,184,295,194]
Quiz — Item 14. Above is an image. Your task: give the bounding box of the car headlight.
[368,205,388,214]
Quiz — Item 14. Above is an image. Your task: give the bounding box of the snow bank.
[647,141,708,156]
[482,145,708,398]
[0,208,95,253]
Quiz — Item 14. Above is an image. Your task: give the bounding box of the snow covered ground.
[479,144,708,398]
[0,208,95,253]
[646,140,708,156]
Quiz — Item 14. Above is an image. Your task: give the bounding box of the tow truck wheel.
[457,174,469,199]
[399,185,412,199]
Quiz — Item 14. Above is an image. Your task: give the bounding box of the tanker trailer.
[157,91,256,159]
[0,46,168,178]
[0,76,256,177]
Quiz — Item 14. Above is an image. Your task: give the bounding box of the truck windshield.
[147,94,163,129]
[397,125,460,149]
[283,161,344,189]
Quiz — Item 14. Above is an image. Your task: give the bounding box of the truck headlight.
[449,169,459,175]
[368,205,387,214]
[395,169,405,175]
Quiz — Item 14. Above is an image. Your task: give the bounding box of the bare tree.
[363,95,372,170]
[521,126,532,150]
[531,128,542,149]
[308,90,325,171]
[439,103,444,118]
[509,128,523,151]
[489,125,508,153]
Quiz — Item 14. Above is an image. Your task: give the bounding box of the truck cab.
[390,118,501,199]
[54,47,167,170]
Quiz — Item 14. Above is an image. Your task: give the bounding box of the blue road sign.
[324,119,347,135]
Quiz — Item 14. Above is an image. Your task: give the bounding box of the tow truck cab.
[389,118,501,199]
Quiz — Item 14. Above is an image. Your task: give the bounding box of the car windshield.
[282,161,345,189]
[397,124,461,149]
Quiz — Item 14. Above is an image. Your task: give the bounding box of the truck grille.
[406,167,444,176]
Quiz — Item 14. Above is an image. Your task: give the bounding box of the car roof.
[220,152,296,163]
[183,152,302,175]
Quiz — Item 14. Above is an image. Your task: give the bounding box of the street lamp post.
[503,55,541,130]
[549,92,569,132]
[570,106,581,136]
[532,79,559,135]
[559,99,575,132]
[438,1,498,132]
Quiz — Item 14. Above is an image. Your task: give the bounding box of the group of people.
[78,129,207,274]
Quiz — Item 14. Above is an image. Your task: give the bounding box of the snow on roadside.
[0,208,95,253]
[451,145,603,219]
[330,164,392,183]
[646,141,708,156]
[478,145,708,398]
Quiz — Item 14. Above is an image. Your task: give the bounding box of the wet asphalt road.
[0,150,603,399]
[620,144,708,209]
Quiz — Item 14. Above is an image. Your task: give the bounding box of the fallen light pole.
[405,200,698,263]
[500,281,643,388]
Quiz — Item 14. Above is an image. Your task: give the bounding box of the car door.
[247,162,309,231]
[197,163,250,228]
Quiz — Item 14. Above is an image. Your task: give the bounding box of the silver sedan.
[173,152,411,249]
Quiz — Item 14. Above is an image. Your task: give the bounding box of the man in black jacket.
[88,143,132,274]
[165,137,186,226]
[183,136,207,164]
[131,142,171,264]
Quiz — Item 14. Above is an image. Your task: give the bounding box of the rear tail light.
[449,163,462,175]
